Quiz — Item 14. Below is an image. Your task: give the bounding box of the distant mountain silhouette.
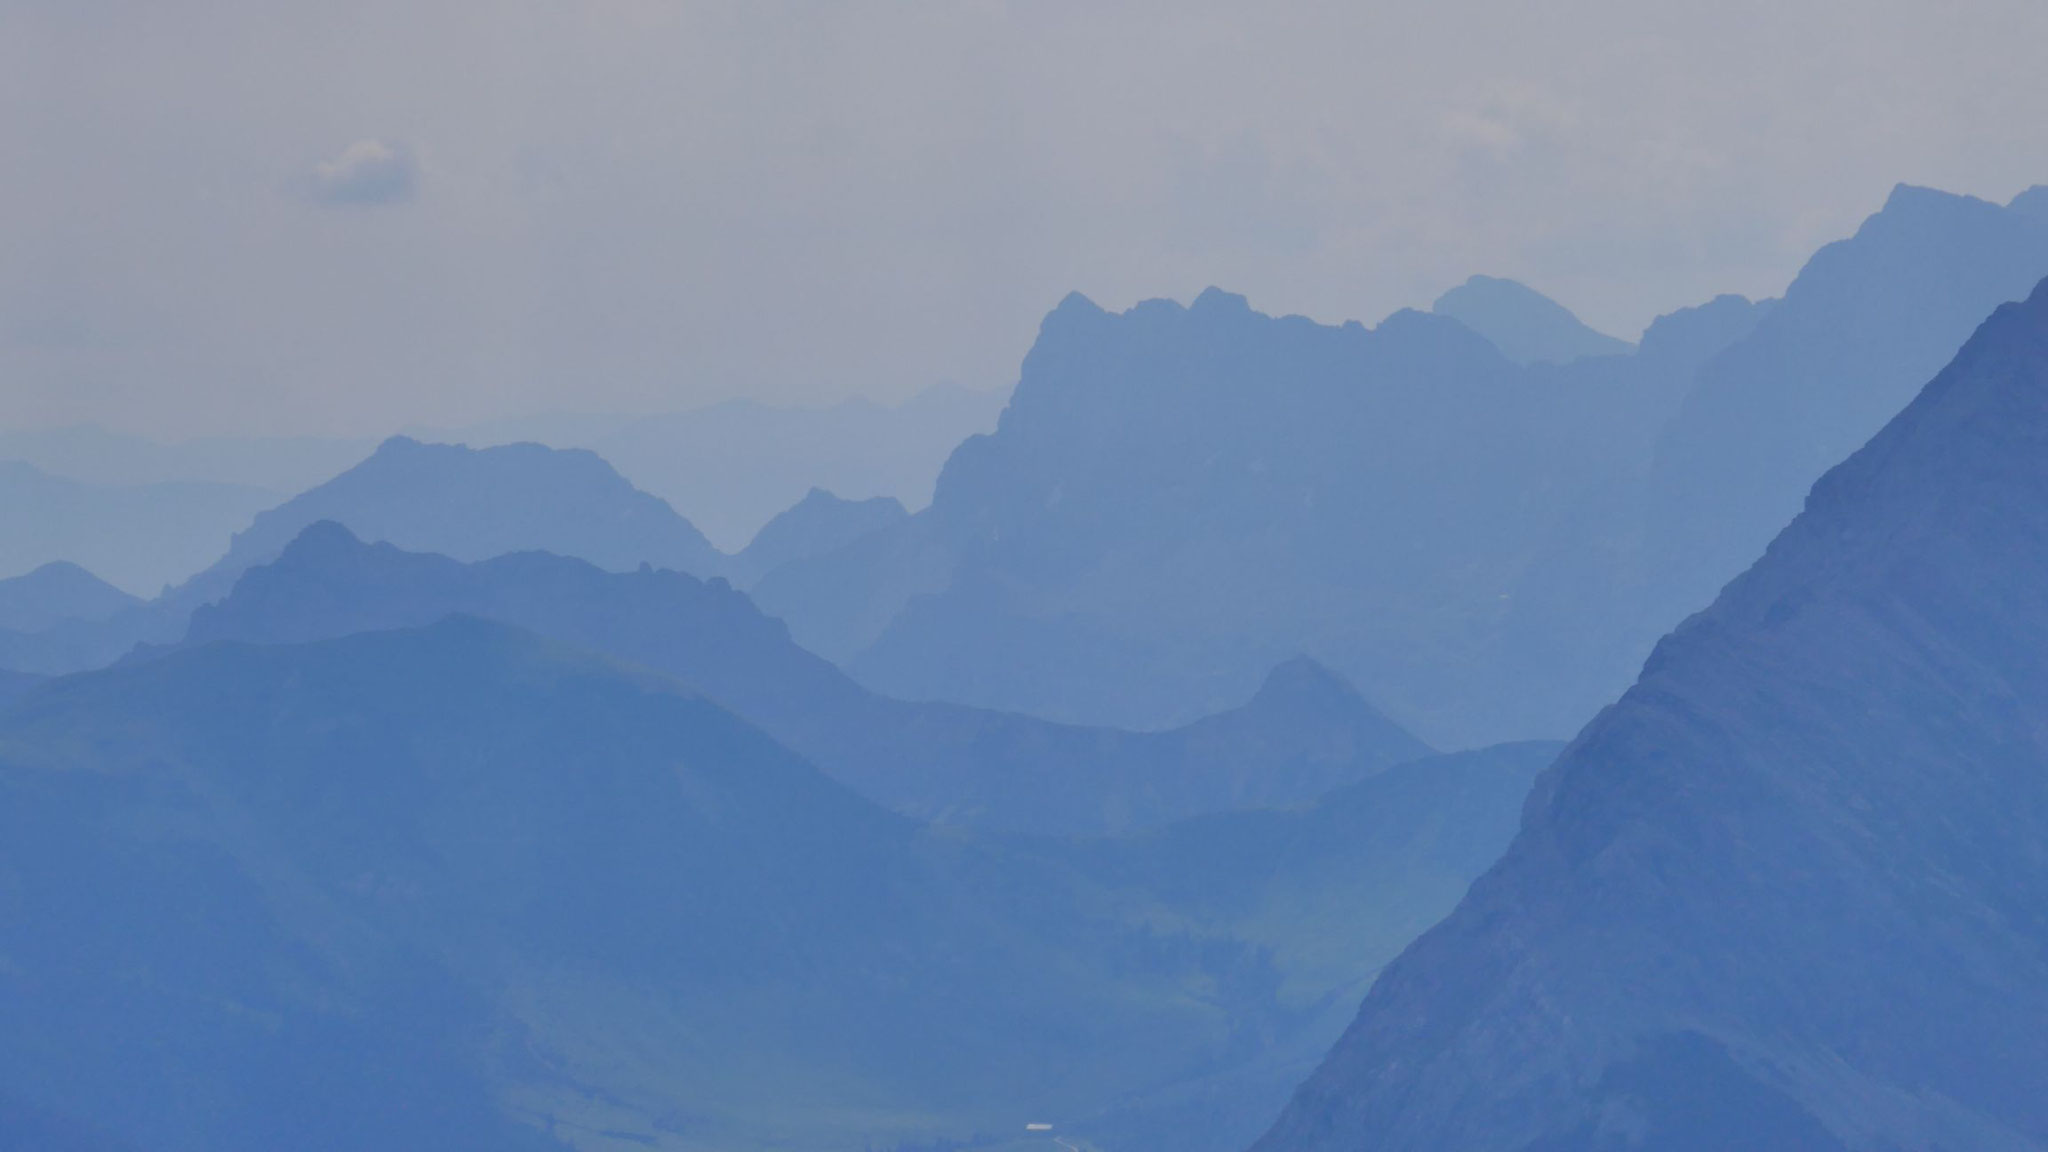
[0,384,1003,559]
[424,383,1008,550]
[0,614,1462,1151]
[0,437,723,677]
[1431,275,1634,365]
[0,563,142,678]
[1252,278,2048,1150]
[0,562,139,633]
[761,286,1710,744]
[192,436,719,596]
[0,461,275,595]
[183,521,1431,834]
[1637,183,2048,636]
[724,487,907,587]
[758,184,2048,749]
[1634,292,1777,377]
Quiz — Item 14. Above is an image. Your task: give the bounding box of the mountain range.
[0,384,1005,560]
[422,383,1008,551]
[16,186,2039,754]
[1636,182,2048,637]
[0,437,725,676]
[1252,274,2048,1150]
[755,282,1735,744]
[0,433,973,680]
[0,609,1548,1151]
[4,183,2048,1152]
[181,520,1431,835]
[756,184,2048,749]
[0,617,1229,1150]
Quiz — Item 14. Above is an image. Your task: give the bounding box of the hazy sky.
[5,0,2047,438]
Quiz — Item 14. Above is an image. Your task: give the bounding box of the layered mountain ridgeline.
[0,618,1237,1151]
[1639,182,2048,647]
[0,562,141,680]
[181,522,1431,834]
[0,615,1540,1152]
[1431,275,1634,365]
[194,435,721,599]
[723,487,909,588]
[0,384,1001,560]
[1070,741,1561,1151]
[756,284,1743,746]
[424,383,1009,551]
[1251,278,2048,1151]
[0,437,724,676]
[755,184,2048,749]
[0,461,276,596]
[0,562,139,633]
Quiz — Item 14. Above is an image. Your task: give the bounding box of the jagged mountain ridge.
[182,521,1432,834]
[1638,182,2048,644]
[760,283,1738,745]
[1251,276,2048,1150]
[423,383,1008,551]
[755,183,2048,750]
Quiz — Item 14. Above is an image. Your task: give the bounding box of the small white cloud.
[305,139,419,206]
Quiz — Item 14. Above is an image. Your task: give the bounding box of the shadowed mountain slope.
[1637,182,2048,645]
[0,617,1298,1151]
[1070,741,1561,1152]
[183,522,1431,834]
[1431,275,1634,365]
[1252,277,2048,1151]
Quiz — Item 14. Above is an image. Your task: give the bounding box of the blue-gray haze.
[7,2,2048,441]
[7,6,2048,1150]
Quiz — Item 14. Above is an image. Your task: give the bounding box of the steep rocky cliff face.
[1251,278,2048,1150]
